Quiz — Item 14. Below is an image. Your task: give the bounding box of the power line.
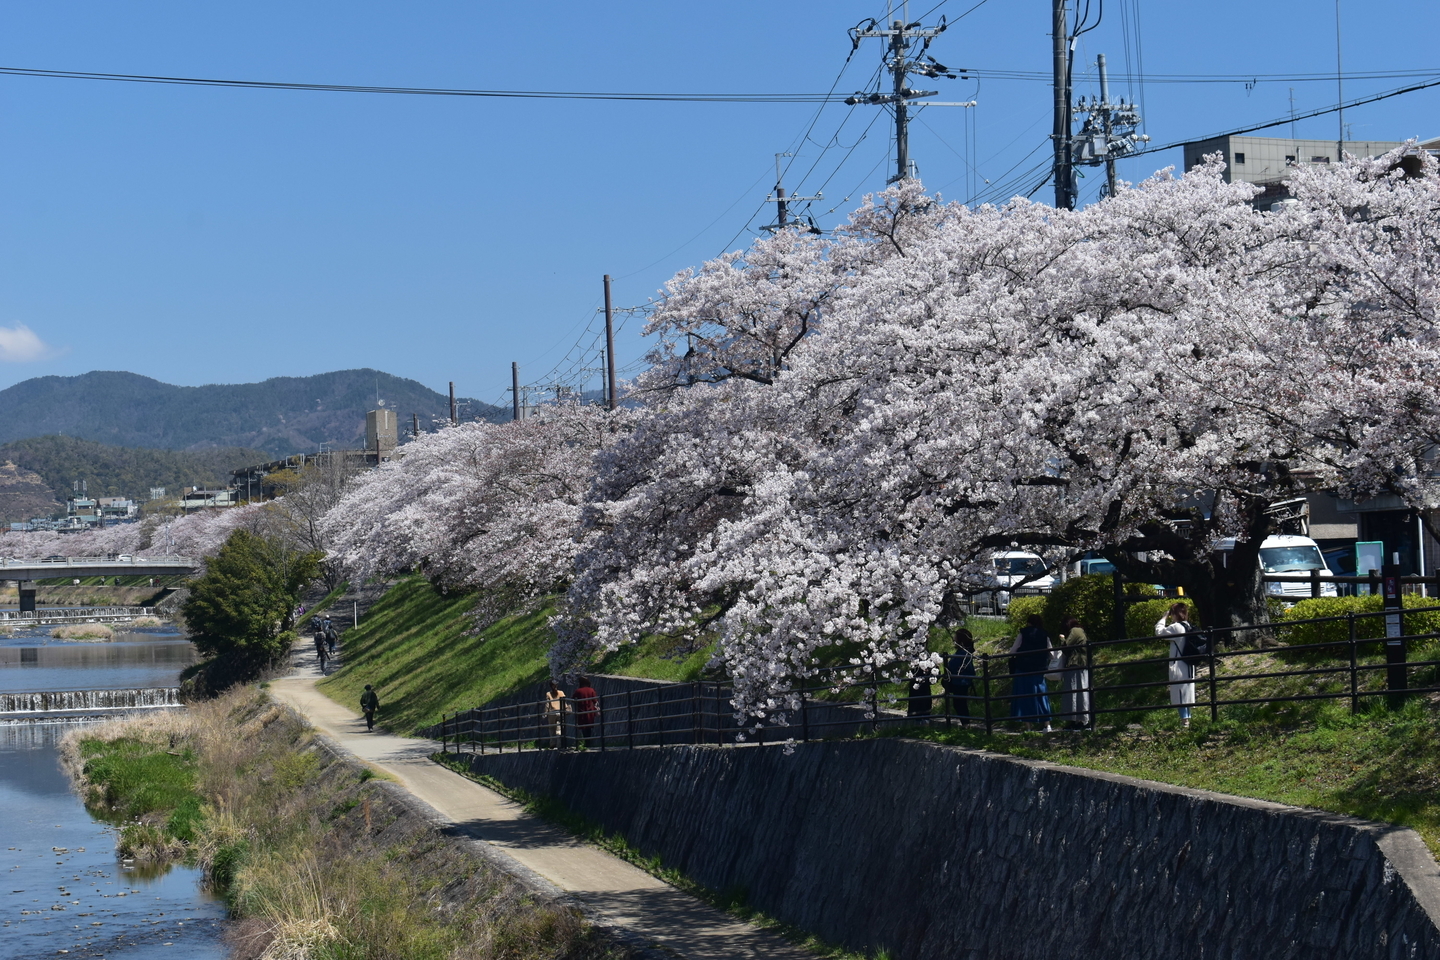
[0,64,850,102]
[1129,73,1440,158]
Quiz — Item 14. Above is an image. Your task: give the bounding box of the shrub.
[1279,594,1440,659]
[1043,575,1158,639]
[1126,598,1194,640]
[1005,596,1048,634]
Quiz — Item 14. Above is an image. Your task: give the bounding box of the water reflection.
[0,720,228,959]
[0,630,196,695]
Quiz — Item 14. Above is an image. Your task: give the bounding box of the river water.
[0,624,229,959]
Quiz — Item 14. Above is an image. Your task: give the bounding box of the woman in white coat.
[1154,602,1195,728]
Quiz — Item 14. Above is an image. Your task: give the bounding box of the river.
[0,623,229,959]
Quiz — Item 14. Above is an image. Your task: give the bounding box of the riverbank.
[64,687,629,960]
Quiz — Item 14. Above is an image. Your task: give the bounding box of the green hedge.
[1004,596,1048,634]
[1279,594,1440,652]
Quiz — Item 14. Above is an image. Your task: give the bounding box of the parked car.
[1215,534,1337,599]
[971,551,1059,612]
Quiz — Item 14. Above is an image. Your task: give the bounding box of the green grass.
[891,696,1440,855]
[79,737,197,820]
[318,575,722,735]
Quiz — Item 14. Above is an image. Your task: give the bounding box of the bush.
[1279,594,1440,656]
[1043,575,1158,639]
[1126,598,1194,640]
[1005,596,1048,634]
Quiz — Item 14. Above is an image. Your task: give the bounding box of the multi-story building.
[1183,135,1407,209]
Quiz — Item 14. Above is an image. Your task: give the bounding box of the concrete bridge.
[0,556,200,612]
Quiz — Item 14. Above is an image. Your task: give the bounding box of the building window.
[1285,155,1296,163]
[1312,156,1330,163]
[1234,152,1246,164]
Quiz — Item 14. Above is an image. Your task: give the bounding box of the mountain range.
[0,369,503,457]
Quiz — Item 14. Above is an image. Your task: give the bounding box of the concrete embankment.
[461,737,1440,960]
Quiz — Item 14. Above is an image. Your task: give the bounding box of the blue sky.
[0,1,1436,407]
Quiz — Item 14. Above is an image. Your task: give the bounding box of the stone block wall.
[464,738,1440,960]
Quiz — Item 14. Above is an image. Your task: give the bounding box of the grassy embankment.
[317,575,712,735]
[64,688,626,960]
[318,576,1440,856]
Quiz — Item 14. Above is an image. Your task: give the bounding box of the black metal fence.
[438,604,1440,755]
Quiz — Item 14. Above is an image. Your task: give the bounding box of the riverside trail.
[269,641,815,960]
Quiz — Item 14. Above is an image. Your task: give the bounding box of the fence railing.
[438,604,1440,755]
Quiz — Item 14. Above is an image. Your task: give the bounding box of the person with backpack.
[1056,616,1090,729]
[943,630,977,724]
[1155,602,1196,728]
[313,629,328,670]
[1008,614,1053,731]
[359,684,380,731]
[324,622,339,656]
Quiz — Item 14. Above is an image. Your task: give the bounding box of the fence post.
[441,713,448,754]
[1348,612,1359,715]
[869,670,879,734]
[981,654,993,736]
[1084,636,1095,732]
[1206,631,1219,723]
[692,681,700,745]
[626,688,634,750]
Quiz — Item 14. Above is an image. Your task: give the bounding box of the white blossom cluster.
[322,151,1440,724]
[0,503,269,562]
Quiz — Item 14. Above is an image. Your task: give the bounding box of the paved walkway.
[269,646,812,960]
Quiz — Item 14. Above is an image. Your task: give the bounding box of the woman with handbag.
[1056,616,1090,729]
[1008,614,1053,731]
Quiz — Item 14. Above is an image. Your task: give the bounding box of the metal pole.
[982,654,993,735]
[604,275,617,411]
[1052,0,1073,210]
[1097,53,1116,198]
[511,362,521,421]
[1348,613,1359,714]
[1207,632,1219,723]
[892,21,909,182]
[626,688,634,749]
[353,601,358,627]
[412,413,419,439]
[449,382,457,425]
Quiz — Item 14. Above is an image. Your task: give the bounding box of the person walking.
[943,630,977,724]
[313,629,328,670]
[359,684,380,731]
[542,680,566,748]
[1056,616,1091,729]
[906,666,934,724]
[324,622,339,656]
[573,676,599,747]
[1156,602,1196,728]
[1008,614,1053,731]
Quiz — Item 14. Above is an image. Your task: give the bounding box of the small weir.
[0,685,182,714]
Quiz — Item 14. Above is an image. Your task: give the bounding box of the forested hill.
[0,370,503,457]
[0,436,269,509]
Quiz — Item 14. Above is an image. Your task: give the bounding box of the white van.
[1216,534,1337,598]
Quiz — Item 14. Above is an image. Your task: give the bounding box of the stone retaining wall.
[463,737,1440,960]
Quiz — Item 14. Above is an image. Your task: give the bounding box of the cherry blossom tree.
[323,403,631,628]
[561,152,1440,722]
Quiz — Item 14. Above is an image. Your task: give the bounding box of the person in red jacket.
[572,676,600,747]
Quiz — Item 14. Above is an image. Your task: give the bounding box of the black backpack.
[1179,624,1212,668]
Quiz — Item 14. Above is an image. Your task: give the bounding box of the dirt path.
[269,648,814,960]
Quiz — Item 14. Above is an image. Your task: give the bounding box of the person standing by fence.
[1009,614,1053,731]
[543,680,566,748]
[1057,616,1090,729]
[1156,602,1196,728]
[943,630,977,724]
[573,677,599,747]
[906,666,934,723]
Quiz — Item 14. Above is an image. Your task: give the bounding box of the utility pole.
[448,382,457,425]
[511,362,520,422]
[1052,0,1074,210]
[1073,54,1147,199]
[845,6,955,184]
[764,152,823,233]
[603,275,617,411]
[412,413,419,439]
